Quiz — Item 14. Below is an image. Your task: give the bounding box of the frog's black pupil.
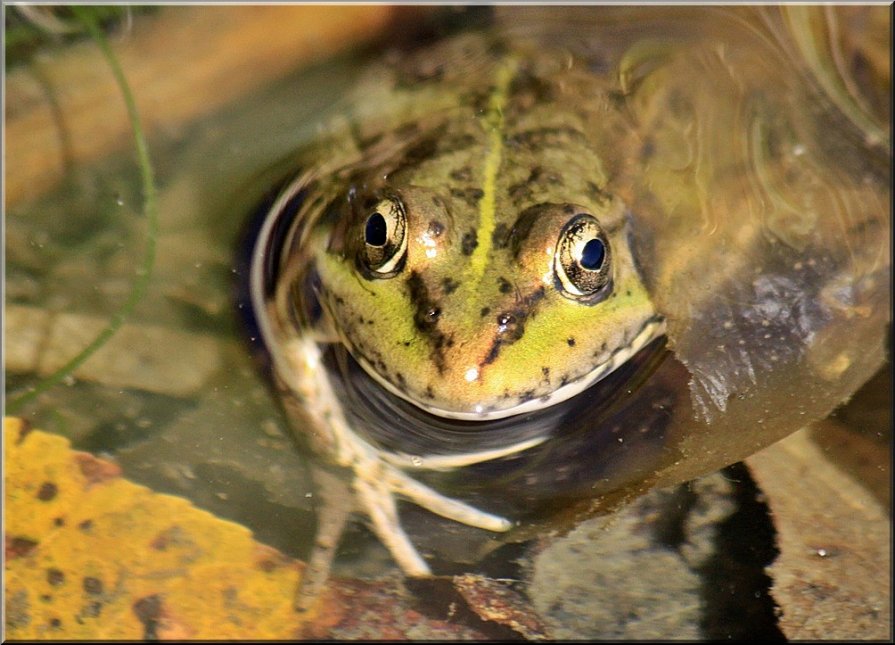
[580,238,605,270]
[365,213,388,247]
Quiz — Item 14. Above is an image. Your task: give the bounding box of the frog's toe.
[354,474,431,576]
[384,466,512,532]
[351,457,513,577]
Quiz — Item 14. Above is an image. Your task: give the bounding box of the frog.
[245,7,889,611]
[246,31,667,607]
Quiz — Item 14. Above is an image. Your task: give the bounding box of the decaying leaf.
[3,417,311,639]
[746,426,892,640]
[2,418,513,640]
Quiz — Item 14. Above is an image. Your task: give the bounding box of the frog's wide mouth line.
[352,314,667,422]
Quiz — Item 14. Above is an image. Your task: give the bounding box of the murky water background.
[5,5,890,638]
[5,8,375,564]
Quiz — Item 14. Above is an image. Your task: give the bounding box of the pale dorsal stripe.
[468,57,519,281]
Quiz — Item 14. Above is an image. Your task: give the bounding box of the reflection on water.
[5,5,890,638]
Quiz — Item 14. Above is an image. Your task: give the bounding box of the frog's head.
[312,143,661,420]
[306,51,664,419]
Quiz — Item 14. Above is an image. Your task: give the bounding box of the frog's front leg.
[279,335,513,609]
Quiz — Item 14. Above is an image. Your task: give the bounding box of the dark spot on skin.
[47,568,65,586]
[497,277,513,294]
[542,367,550,380]
[528,166,544,182]
[508,181,531,204]
[509,68,555,106]
[530,166,563,187]
[461,230,478,255]
[559,375,569,387]
[530,286,547,305]
[463,87,492,114]
[403,341,411,347]
[480,307,491,317]
[396,372,407,388]
[626,290,632,297]
[442,277,459,294]
[425,386,435,399]
[508,166,565,205]
[450,187,484,208]
[437,133,478,154]
[50,618,62,629]
[37,481,58,501]
[567,337,576,347]
[563,204,576,214]
[132,595,162,641]
[482,287,546,365]
[78,519,94,531]
[497,312,517,330]
[519,390,536,403]
[449,167,473,182]
[53,517,65,527]
[395,130,446,171]
[492,222,511,249]
[83,577,103,595]
[482,343,501,366]
[406,271,448,374]
[6,537,38,559]
[428,221,445,237]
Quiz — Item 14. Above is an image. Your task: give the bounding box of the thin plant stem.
[7,10,158,415]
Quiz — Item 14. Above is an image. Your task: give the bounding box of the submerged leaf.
[3,417,313,639]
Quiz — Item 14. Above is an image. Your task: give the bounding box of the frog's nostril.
[496,312,516,334]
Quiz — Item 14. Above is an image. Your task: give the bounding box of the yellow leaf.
[3,417,315,639]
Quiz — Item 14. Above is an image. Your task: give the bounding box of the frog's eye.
[361,197,407,276]
[555,214,612,301]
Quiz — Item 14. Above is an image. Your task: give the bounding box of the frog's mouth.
[351,315,667,422]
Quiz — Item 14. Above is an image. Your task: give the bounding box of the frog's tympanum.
[242,7,890,608]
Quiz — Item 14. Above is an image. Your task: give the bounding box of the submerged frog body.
[245,7,890,609]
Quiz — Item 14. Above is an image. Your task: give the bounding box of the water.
[5,10,368,561]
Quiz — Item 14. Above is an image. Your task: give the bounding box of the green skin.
[306,41,661,420]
